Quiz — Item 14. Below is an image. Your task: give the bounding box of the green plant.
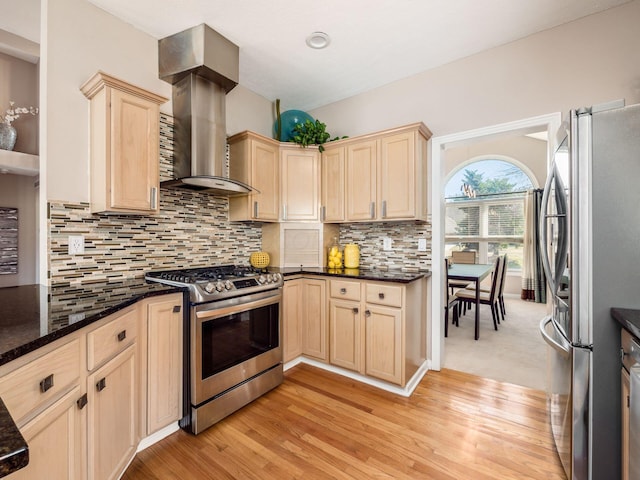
[291,119,346,152]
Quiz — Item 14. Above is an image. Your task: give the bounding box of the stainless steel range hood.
[158,24,252,196]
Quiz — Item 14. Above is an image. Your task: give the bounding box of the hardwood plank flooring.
[122,365,565,479]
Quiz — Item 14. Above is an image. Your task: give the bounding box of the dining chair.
[451,250,477,264]
[465,254,508,323]
[444,258,460,337]
[448,250,477,296]
[456,255,502,335]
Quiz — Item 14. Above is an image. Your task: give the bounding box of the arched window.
[445,158,536,271]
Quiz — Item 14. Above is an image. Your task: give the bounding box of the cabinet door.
[346,140,377,221]
[365,304,403,385]
[109,88,160,213]
[281,147,320,221]
[251,139,280,221]
[379,131,415,220]
[321,146,346,222]
[329,299,362,372]
[10,387,85,480]
[623,368,630,480]
[301,279,327,360]
[146,296,183,435]
[283,280,303,363]
[87,344,138,480]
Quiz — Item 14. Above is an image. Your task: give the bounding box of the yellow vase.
[343,244,360,269]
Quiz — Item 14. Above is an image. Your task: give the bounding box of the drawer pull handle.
[340,288,347,294]
[365,310,371,317]
[39,374,54,393]
[117,330,126,342]
[77,393,88,410]
[96,378,106,392]
[352,307,359,315]
[378,292,385,300]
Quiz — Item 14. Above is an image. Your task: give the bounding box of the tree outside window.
[445,159,533,271]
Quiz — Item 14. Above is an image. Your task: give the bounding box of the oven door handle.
[196,295,280,321]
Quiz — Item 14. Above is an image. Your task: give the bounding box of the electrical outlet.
[383,237,393,251]
[418,238,427,251]
[68,235,85,255]
[68,313,85,324]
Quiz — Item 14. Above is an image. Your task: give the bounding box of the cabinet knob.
[365,310,371,317]
[352,307,359,315]
[96,377,106,392]
[39,373,54,393]
[340,288,347,294]
[378,292,385,300]
[117,330,126,342]
[77,393,88,410]
[173,305,181,313]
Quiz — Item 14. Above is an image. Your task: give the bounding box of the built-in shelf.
[0,150,39,176]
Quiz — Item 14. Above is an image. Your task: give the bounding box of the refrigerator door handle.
[539,317,571,356]
[540,171,557,295]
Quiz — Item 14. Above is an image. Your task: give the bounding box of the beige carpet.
[443,296,548,391]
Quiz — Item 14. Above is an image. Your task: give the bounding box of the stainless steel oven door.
[191,288,282,406]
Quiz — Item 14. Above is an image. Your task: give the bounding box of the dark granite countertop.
[0,278,186,477]
[0,279,187,368]
[0,397,28,478]
[611,307,640,340]
[273,267,430,284]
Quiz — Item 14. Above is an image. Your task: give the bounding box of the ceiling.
[0,0,631,111]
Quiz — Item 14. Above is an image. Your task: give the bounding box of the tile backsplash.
[338,220,431,272]
[47,113,431,284]
[48,113,262,285]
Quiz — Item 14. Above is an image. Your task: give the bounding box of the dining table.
[447,262,494,340]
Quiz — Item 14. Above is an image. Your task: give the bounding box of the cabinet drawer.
[0,338,81,424]
[365,283,403,308]
[87,306,138,371]
[330,280,361,301]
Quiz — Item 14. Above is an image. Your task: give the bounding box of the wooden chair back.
[497,254,508,296]
[487,256,502,302]
[451,250,476,264]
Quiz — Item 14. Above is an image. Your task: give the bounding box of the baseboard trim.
[284,357,429,397]
[136,422,180,452]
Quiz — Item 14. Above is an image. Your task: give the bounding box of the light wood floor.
[123,364,565,479]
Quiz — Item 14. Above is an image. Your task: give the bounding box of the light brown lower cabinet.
[7,386,85,480]
[283,278,327,362]
[87,345,138,480]
[0,292,184,480]
[622,367,630,480]
[285,276,425,388]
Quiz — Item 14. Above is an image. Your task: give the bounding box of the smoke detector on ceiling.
[306,32,330,49]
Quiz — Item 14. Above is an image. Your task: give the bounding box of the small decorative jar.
[327,237,342,269]
[343,243,360,269]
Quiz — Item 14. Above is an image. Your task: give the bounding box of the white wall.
[309,1,640,138]
[42,0,273,204]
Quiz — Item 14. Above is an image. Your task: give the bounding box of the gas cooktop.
[145,265,283,303]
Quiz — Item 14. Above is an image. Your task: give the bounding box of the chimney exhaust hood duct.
[158,24,252,196]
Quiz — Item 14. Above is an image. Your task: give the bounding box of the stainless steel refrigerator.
[539,100,640,480]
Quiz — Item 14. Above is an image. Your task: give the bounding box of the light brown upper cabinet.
[81,72,168,215]
[320,144,346,222]
[280,144,320,221]
[321,123,431,223]
[228,131,280,222]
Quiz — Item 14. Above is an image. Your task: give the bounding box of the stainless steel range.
[145,265,283,434]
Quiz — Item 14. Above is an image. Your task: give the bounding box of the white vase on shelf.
[0,123,17,151]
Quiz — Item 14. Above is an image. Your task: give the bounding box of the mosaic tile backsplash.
[48,113,431,285]
[338,221,431,272]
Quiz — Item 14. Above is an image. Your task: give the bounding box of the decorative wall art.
[0,207,18,275]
